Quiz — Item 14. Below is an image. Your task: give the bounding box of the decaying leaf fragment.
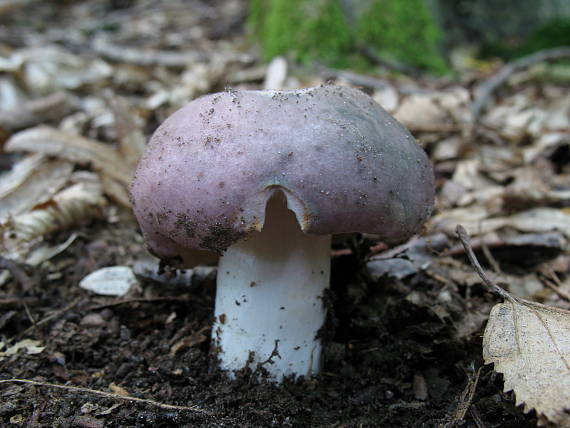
[0,154,74,221]
[484,301,570,426]
[0,338,45,361]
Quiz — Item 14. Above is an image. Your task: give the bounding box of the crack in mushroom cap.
[131,85,435,258]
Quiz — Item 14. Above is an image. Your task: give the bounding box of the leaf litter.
[0,0,570,427]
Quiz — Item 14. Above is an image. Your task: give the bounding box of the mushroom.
[131,85,435,382]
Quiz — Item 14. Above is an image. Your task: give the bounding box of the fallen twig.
[469,405,486,428]
[471,47,570,119]
[0,298,40,307]
[319,66,428,95]
[455,225,514,302]
[22,301,38,335]
[445,366,482,428]
[360,45,423,76]
[539,268,570,303]
[0,379,209,414]
[319,68,394,91]
[18,297,82,338]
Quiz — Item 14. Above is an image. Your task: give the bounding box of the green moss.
[356,0,448,73]
[249,0,352,65]
[248,0,448,73]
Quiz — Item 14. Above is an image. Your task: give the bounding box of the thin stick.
[0,379,209,414]
[455,225,514,301]
[360,45,423,76]
[543,280,570,303]
[469,405,486,428]
[18,297,82,338]
[480,242,501,274]
[541,269,570,303]
[0,298,39,307]
[471,47,570,119]
[89,296,191,311]
[22,302,38,335]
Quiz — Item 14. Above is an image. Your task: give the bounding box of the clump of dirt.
[0,222,535,427]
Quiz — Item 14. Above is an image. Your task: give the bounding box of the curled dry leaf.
[483,300,570,426]
[5,126,133,186]
[1,180,106,260]
[0,154,73,221]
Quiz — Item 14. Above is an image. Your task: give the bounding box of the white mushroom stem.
[213,194,331,382]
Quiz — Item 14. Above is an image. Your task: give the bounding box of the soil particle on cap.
[200,222,246,253]
[174,213,197,238]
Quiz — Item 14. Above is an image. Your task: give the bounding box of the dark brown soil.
[0,220,535,427]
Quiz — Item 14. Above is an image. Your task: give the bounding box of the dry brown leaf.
[509,208,570,238]
[429,206,507,237]
[431,207,570,239]
[5,126,133,186]
[100,175,132,208]
[0,154,73,221]
[110,97,146,168]
[393,88,471,132]
[1,179,106,260]
[1,46,112,94]
[483,300,570,426]
[92,36,204,67]
[0,76,27,112]
[146,61,227,109]
[372,85,399,113]
[0,91,77,133]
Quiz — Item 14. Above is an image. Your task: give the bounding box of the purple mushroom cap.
[131,85,435,261]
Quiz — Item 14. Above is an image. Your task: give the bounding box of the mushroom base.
[213,194,331,382]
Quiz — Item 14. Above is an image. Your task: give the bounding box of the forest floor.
[2,1,570,427]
